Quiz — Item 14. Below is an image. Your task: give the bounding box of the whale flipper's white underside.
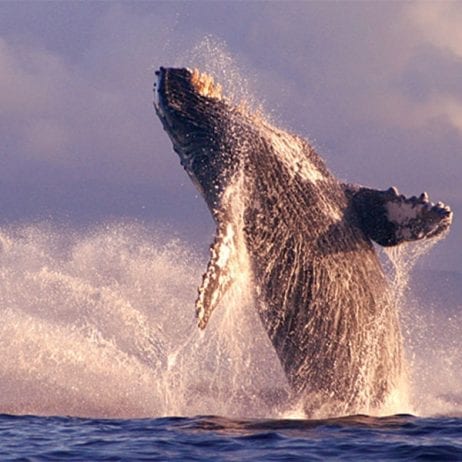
[196,221,236,329]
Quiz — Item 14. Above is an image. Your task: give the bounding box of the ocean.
[1,414,461,461]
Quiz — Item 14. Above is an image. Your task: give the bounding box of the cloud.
[0,4,214,236]
[421,97,462,133]
[389,2,462,135]
[0,6,186,180]
[0,38,66,116]
[408,2,462,58]
[0,39,74,162]
[23,118,71,160]
[0,2,460,270]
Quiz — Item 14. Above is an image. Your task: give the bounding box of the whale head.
[154,67,238,208]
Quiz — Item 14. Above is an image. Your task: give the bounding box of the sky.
[0,1,461,271]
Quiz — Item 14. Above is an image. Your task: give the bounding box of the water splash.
[0,222,458,418]
[381,233,462,417]
[0,222,288,418]
[175,35,262,113]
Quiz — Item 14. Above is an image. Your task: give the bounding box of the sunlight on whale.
[154,63,452,417]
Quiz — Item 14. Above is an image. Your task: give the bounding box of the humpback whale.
[154,67,453,416]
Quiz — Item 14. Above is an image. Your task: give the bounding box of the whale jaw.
[154,67,225,161]
[154,67,239,208]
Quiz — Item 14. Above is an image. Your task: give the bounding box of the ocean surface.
[0,414,461,461]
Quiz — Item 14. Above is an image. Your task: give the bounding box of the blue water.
[1,414,461,461]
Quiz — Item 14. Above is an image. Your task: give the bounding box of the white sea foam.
[0,222,288,418]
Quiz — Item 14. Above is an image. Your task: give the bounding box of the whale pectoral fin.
[196,222,235,329]
[348,185,453,247]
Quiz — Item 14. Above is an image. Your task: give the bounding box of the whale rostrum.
[154,67,453,416]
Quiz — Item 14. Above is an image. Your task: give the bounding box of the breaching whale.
[154,67,453,416]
